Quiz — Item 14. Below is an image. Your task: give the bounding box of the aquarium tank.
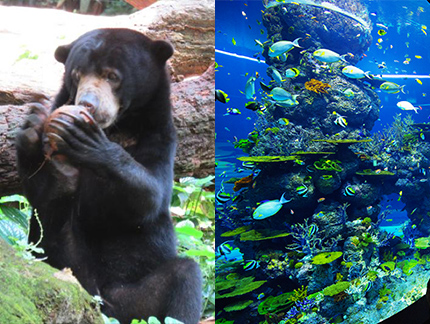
[215,0,430,323]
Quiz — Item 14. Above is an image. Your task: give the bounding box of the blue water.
[216,1,430,323]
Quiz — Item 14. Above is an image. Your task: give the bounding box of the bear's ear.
[54,44,73,64]
[151,40,174,64]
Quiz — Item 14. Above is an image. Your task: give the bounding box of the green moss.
[380,261,396,272]
[215,319,235,324]
[312,251,342,265]
[237,156,297,162]
[367,270,378,281]
[233,139,255,153]
[288,285,308,302]
[0,240,102,323]
[257,292,294,315]
[323,281,350,296]
[224,300,253,312]
[239,230,291,241]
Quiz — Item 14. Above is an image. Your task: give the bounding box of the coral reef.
[305,78,331,94]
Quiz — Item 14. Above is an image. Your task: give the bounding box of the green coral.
[313,159,342,172]
[237,156,297,162]
[378,284,391,298]
[323,281,350,296]
[239,230,291,241]
[257,292,294,315]
[220,226,252,237]
[398,259,418,276]
[288,285,308,302]
[312,251,342,265]
[233,139,255,153]
[312,139,372,144]
[415,237,430,249]
[224,300,253,312]
[356,170,395,176]
[380,261,396,272]
[216,276,267,299]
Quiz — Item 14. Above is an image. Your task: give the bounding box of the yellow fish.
[422,29,427,36]
[232,37,236,45]
[416,78,423,85]
[415,55,422,59]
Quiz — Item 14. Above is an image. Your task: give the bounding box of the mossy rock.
[221,226,252,237]
[0,239,103,324]
[323,281,351,296]
[237,156,297,162]
[312,139,372,144]
[224,300,253,312]
[311,251,342,265]
[240,230,291,241]
[398,259,418,275]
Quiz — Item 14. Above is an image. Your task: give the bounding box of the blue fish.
[245,76,256,99]
[253,193,292,220]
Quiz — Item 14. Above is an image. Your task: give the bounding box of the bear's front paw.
[45,107,114,166]
[15,103,50,154]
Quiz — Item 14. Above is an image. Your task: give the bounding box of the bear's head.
[54,28,174,129]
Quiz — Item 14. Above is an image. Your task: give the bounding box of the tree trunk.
[0,0,214,197]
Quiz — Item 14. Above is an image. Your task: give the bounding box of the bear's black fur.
[15,28,202,324]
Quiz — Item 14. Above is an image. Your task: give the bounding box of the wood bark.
[0,0,214,197]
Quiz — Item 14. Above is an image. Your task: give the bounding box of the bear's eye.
[106,71,120,83]
[71,69,81,81]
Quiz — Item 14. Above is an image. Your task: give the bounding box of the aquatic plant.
[414,237,430,249]
[355,169,395,176]
[313,159,342,172]
[305,79,331,94]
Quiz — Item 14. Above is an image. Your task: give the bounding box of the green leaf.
[148,317,162,324]
[175,226,203,239]
[185,249,215,259]
[0,204,29,229]
[0,220,26,245]
[165,317,185,324]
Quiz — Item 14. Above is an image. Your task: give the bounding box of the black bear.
[15,28,202,324]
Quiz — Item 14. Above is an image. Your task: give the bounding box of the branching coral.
[305,78,331,94]
[313,158,343,171]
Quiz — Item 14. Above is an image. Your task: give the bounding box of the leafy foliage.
[171,176,215,319]
[0,175,215,321]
